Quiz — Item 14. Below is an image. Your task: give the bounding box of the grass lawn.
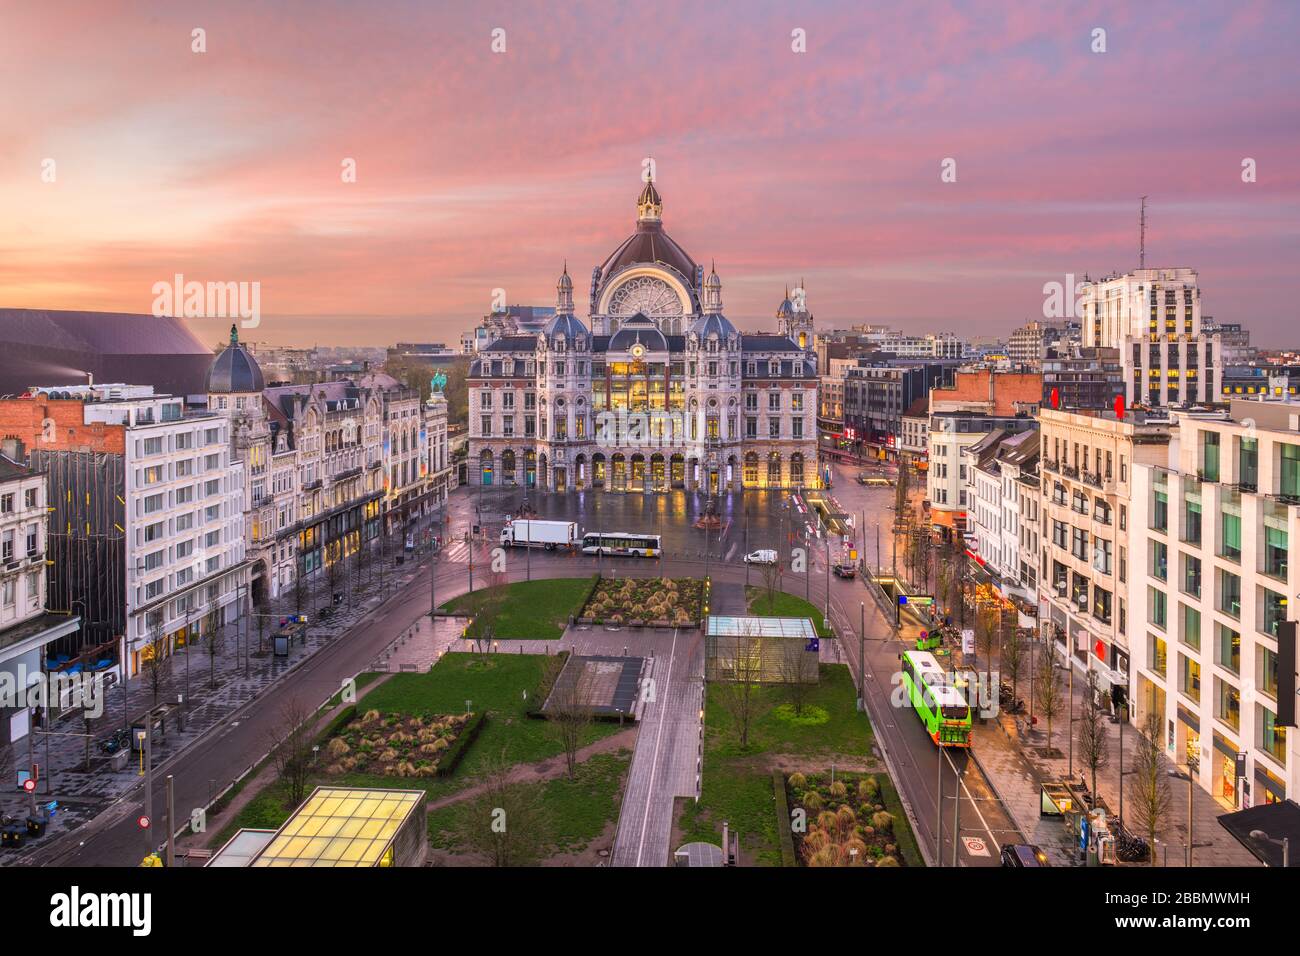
[208,652,623,848]
[440,576,596,640]
[677,663,875,866]
[427,750,632,859]
[745,585,832,637]
[326,670,383,707]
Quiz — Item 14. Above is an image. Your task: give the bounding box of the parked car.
[743,549,779,565]
[1000,844,1050,867]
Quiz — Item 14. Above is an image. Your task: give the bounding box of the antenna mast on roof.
[1139,196,1148,269]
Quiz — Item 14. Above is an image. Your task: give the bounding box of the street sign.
[908,595,934,606]
[962,836,991,857]
[22,779,35,793]
[137,814,151,830]
[961,628,975,655]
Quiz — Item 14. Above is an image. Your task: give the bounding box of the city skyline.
[3,1,1300,347]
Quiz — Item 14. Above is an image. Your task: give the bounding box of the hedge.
[772,770,798,867]
[436,711,487,778]
[877,773,925,867]
[524,651,570,718]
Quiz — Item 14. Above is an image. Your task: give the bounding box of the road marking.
[943,747,1002,860]
[635,627,678,867]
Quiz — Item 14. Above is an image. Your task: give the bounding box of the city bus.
[580,532,661,557]
[899,649,972,747]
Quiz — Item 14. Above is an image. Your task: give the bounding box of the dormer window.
[769,360,779,377]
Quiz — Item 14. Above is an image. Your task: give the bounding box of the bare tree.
[143,620,169,707]
[1130,710,1172,866]
[463,571,506,658]
[1076,671,1111,801]
[974,606,999,689]
[267,696,314,809]
[205,610,223,690]
[1034,647,1063,752]
[464,749,550,866]
[759,557,782,614]
[1000,624,1026,709]
[714,628,771,749]
[544,656,594,779]
[776,637,814,717]
[253,586,270,655]
[326,542,343,604]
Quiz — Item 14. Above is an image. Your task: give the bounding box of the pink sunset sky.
[2,0,1298,347]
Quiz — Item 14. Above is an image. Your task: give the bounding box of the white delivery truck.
[499,519,578,551]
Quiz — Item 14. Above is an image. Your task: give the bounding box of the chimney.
[0,437,25,463]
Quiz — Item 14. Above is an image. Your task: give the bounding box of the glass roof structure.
[705,616,817,640]
[249,787,424,867]
[206,828,276,867]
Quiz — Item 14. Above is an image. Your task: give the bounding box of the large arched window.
[501,449,516,485]
[479,449,494,486]
[767,453,782,487]
[744,452,759,485]
[790,453,804,486]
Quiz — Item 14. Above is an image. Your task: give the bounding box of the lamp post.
[858,601,865,712]
[1118,702,1128,825]
[1168,766,1196,866]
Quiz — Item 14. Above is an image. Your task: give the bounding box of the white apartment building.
[928,411,1036,531]
[1129,399,1299,808]
[423,392,452,516]
[1037,407,1173,704]
[1016,460,1041,600]
[116,397,248,677]
[967,431,1009,575]
[1080,267,1222,407]
[899,399,929,458]
[963,428,1039,606]
[0,451,80,743]
[998,431,1040,603]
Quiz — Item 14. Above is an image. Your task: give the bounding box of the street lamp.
[1249,829,1290,868]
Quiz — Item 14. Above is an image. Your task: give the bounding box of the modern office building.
[841,362,953,460]
[1041,347,1124,411]
[1079,268,1222,407]
[1,385,249,678]
[1128,399,1299,807]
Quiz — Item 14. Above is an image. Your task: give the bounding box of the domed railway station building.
[467,178,819,494]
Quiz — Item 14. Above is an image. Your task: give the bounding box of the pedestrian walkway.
[371,615,471,672]
[0,543,436,862]
[971,660,1260,867]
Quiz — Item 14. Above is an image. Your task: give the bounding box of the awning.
[1217,799,1300,866]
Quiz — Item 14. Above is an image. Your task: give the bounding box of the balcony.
[1082,471,1103,489]
[1042,459,1060,474]
[1062,463,1080,480]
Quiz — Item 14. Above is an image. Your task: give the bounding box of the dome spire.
[229,323,239,345]
[703,265,723,314]
[637,174,663,223]
[556,261,575,315]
